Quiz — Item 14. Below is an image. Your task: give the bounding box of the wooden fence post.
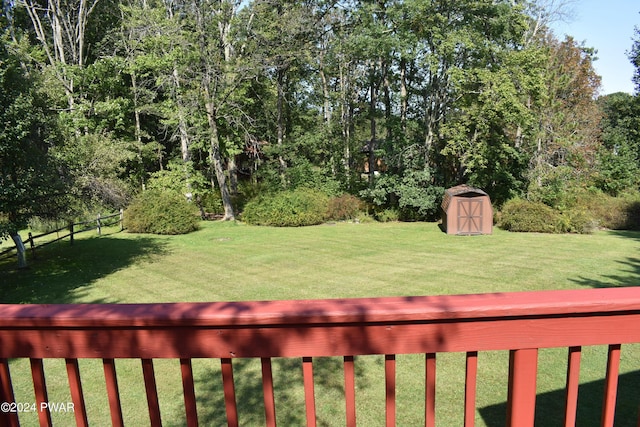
[97,213,102,235]
[28,232,36,259]
[69,221,74,246]
[119,209,124,231]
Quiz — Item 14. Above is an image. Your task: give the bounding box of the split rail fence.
[1,287,640,426]
[0,210,123,263]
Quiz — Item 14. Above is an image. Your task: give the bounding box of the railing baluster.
[0,358,19,427]
[302,357,317,427]
[464,351,478,427]
[65,358,89,427]
[601,344,622,427]
[180,358,198,427]
[425,353,436,427]
[344,355,356,427]
[30,358,52,427]
[221,358,239,427]
[261,358,277,427]
[385,354,396,427]
[564,346,581,427]
[506,348,538,427]
[103,358,124,427]
[141,359,162,426]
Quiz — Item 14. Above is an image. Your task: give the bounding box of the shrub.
[558,209,598,234]
[124,190,200,235]
[197,191,224,216]
[626,199,640,230]
[360,169,443,221]
[327,194,363,221]
[242,188,329,227]
[376,208,400,223]
[498,199,563,233]
[562,189,640,230]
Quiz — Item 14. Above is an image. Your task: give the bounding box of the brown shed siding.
[441,185,493,235]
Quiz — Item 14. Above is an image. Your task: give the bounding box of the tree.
[14,0,106,110]
[248,0,321,187]
[596,92,640,195]
[9,0,135,211]
[630,25,640,94]
[189,0,247,220]
[526,35,602,205]
[0,31,68,266]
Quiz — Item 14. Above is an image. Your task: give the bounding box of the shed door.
[457,199,483,235]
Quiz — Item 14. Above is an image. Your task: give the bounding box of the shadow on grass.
[0,233,169,304]
[570,231,640,289]
[165,357,364,427]
[570,256,640,289]
[479,370,640,426]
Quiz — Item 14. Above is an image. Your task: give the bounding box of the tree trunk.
[276,67,288,187]
[368,63,378,188]
[131,71,146,190]
[339,60,351,178]
[320,64,331,125]
[383,60,392,144]
[10,233,27,269]
[228,156,238,196]
[400,57,408,134]
[204,96,235,221]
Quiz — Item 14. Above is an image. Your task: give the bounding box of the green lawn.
[2,221,640,426]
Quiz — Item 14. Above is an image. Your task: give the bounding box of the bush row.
[122,186,640,233]
[242,189,366,227]
[497,190,640,234]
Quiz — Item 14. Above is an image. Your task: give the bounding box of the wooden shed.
[441,185,493,235]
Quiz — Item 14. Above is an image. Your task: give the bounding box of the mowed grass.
[2,221,640,426]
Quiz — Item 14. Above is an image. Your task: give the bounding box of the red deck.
[2,287,640,426]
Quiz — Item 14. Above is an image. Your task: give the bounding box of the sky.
[550,0,639,95]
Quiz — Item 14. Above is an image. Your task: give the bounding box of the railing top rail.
[3,288,640,358]
[2,288,640,329]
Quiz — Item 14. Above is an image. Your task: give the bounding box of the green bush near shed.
[497,199,563,233]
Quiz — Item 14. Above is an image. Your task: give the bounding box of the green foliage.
[197,191,224,215]
[630,26,640,93]
[556,209,598,235]
[242,188,329,227]
[527,166,581,209]
[124,190,199,235]
[0,32,68,237]
[326,194,364,221]
[508,187,640,233]
[5,0,635,225]
[361,169,443,221]
[562,189,640,231]
[258,158,343,197]
[146,161,208,197]
[596,93,640,196]
[498,199,563,233]
[396,170,444,221]
[376,208,400,223]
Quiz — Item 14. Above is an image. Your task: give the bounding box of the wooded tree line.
[1,0,640,235]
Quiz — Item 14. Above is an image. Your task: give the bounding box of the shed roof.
[441,184,489,211]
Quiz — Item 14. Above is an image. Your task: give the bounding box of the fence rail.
[0,210,123,263]
[1,287,640,426]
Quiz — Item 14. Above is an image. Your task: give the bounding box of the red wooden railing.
[1,287,640,426]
